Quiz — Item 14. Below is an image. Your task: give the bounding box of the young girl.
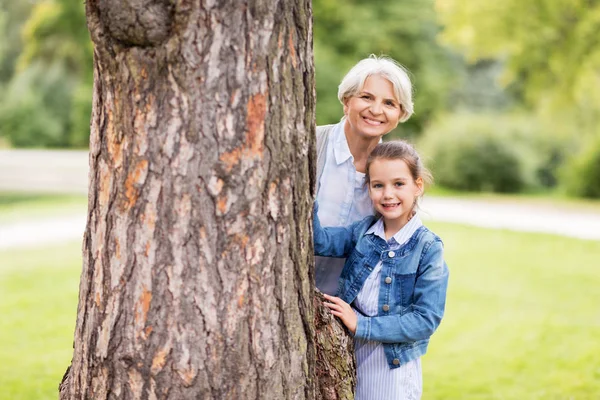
[314,140,449,400]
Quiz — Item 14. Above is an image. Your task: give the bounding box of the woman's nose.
[370,101,382,115]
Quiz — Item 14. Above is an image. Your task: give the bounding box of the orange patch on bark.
[217,196,228,214]
[106,113,124,169]
[219,147,242,173]
[115,238,121,260]
[245,93,266,155]
[124,159,148,209]
[278,30,284,49]
[178,368,196,387]
[98,163,112,207]
[288,31,298,68]
[151,347,169,375]
[218,93,267,172]
[135,287,152,325]
[232,234,249,247]
[144,325,153,337]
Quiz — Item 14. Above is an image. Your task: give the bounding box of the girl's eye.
[372,183,383,189]
[395,182,404,187]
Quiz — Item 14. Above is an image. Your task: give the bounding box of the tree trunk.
[60,1,355,399]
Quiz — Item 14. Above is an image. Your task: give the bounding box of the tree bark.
[60,1,355,399]
[313,291,356,400]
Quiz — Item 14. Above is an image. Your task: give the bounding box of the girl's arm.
[313,203,358,258]
[354,239,449,343]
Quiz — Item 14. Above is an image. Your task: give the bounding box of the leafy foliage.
[561,136,600,199]
[419,112,570,193]
[0,0,91,148]
[0,62,74,147]
[437,0,600,126]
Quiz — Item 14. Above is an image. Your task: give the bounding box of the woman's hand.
[323,294,357,334]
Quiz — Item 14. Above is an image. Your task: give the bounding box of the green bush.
[0,62,73,147]
[561,136,600,199]
[418,112,566,193]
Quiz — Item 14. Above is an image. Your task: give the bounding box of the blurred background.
[0,0,599,399]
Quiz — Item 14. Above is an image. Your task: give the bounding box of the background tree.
[437,0,600,126]
[436,0,600,197]
[58,1,334,398]
[0,0,92,148]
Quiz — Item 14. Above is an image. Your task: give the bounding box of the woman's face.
[343,75,402,140]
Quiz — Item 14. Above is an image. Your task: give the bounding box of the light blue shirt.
[316,120,373,226]
[315,120,374,294]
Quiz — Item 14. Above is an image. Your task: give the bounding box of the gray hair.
[337,55,414,122]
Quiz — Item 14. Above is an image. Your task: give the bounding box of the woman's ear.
[342,97,349,116]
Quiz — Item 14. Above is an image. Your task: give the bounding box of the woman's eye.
[386,101,396,107]
[360,95,371,100]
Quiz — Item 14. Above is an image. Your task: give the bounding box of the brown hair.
[365,140,433,192]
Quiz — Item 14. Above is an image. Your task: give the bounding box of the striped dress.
[353,215,423,400]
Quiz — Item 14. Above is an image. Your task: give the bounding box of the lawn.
[424,222,600,399]
[1,223,599,399]
[0,192,87,223]
[0,242,81,400]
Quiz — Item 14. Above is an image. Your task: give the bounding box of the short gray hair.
[337,55,414,122]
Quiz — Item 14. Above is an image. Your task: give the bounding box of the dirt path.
[2,196,599,251]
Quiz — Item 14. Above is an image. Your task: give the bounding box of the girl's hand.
[323,294,357,334]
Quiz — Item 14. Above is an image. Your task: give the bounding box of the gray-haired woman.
[315,55,414,295]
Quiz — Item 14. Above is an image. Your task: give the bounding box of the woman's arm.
[354,239,449,343]
[313,203,358,258]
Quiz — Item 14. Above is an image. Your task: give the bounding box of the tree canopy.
[437,0,600,129]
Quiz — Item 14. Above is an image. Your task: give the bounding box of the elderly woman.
[315,55,414,295]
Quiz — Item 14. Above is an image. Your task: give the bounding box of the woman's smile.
[362,115,384,125]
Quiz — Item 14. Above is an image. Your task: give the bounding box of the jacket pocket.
[394,272,417,307]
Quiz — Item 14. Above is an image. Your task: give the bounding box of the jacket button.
[393,358,400,365]
[388,251,395,257]
[385,276,392,284]
[382,304,390,312]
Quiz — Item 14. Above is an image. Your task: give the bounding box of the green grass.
[0,192,87,223]
[1,225,599,399]
[0,242,81,400]
[423,222,600,399]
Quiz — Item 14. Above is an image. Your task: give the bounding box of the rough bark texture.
[314,291,356,400]
[59,0,325,398]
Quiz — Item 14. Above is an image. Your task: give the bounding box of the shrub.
[418,112,564,193]
[0,62,75,148]
[561,136,600,199]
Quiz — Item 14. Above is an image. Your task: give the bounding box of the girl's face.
[343,75,402,140]
[368,158,423,229]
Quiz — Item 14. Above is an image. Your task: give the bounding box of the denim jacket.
[314,208,449,368]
